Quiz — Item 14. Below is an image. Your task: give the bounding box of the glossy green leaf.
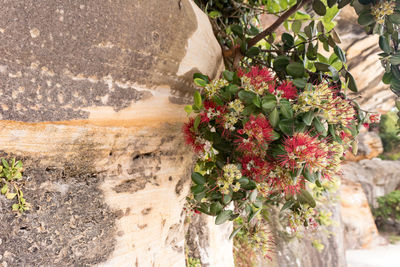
[215,210,233,225]
[280,99,293,118]
[346,71,358,92]
[358,12,375,26]
[194,78,207,87]
[223,70,234,81]
[379,36,391,54]
[191,172,206,185]
[238,90,257,104]
[334,45,346,63]
[292,20,302,33]
[262,94,277,110]
[269,107,280,127]
[286,62,305,78]
[313,0,327,16]
[303,110,315,125]
[229,226,243,240]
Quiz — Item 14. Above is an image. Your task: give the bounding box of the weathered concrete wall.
[0,1,224,266]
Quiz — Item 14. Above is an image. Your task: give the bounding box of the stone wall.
[0,1,224,266]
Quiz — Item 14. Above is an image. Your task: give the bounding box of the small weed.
[0,158,30,212]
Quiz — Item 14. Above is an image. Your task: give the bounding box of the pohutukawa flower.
[278,132,328,172]
[236,115,274,156]
[239,155,272,182]
[238,66,274,94]
[274,81,298,100]
[182,118,205,153]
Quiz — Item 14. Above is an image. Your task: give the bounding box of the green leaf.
[194,91,202,108]
[293,78,307,88]
[281,200,294,212]
[262,94,277,110]
[2,159,9,168]
[238,177,249,185]
[329,65,340,81]
[330,30,341,44]
[313,117,327,135]
[193,73,209,83]
[229,226,243,240]
[269,107,280,127]
[390,54,400,65]
[379,36,391,54]
[194,78,207,87]
[297,189,316,208]
[271,130,280,141]
[227,84,239,94]
[286,62,305,78]
[1,184,7,194]
[6,192,17,199]
[223,192,233,205]
[231,24,244,37]
[208,10,222,19]
[238,90,257,104]
[282,33,294,49]
[279,119,294,135]
[314,62,331,72]
[223,70,234,81]
[248,208,261,223]
[274,56,290,71]
[303,110,315,125]
[280,99,293,119]
[389,14,400,24]
[215,210,233,225]
[346,71,358,92]
[303,168,316,183]
[327,0,337,8]
[184,105,192,115]
[191,172,206,185]
[313,0,327,16]
[292,20,302,33]
[249,190,258,202]
[194,115,201,131]
[337,0,351,9]
[358,12,375,26]
[334,45,346,63]
[210,202,223,215]
[191,184,205,195]
[382,72,392,84]
[246,47,261,57]
[12,203,19,211]
[252,95,261,108]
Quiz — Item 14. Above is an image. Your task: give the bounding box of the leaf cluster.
[0,158,30,212]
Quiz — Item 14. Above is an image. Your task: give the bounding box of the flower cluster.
[183,66,365,230]
[372,0,395,24]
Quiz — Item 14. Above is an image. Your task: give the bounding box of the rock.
[336,6,395,112]
[341,159,400,208]
[340,179,384,249]
[270,202,347,267]
[345,131,384,161]
[186,214,234,267]
[238,201,347,267]
[0,1,224,266]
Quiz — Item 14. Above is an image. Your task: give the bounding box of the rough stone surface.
[336,6,395,112]
[270,201,347,267]
[0,1,225,266]
[340,179,384,250]
[341,159,400,208]
[186,214,234,267]
[345,131,384,161]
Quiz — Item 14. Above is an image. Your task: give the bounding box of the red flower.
[199,100,226,123]
[182,118,205,153]
[238,66,274,86]
[275,81,298,99]
[278,132,327,171]
[235,115,273,156]
[369,114,380,124]
[239,155,272,182]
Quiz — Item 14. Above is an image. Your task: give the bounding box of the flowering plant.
[183,66,368,233]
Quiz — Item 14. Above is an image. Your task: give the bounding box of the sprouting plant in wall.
[0,158,30,212]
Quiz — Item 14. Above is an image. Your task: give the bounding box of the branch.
[247,0,311,48]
